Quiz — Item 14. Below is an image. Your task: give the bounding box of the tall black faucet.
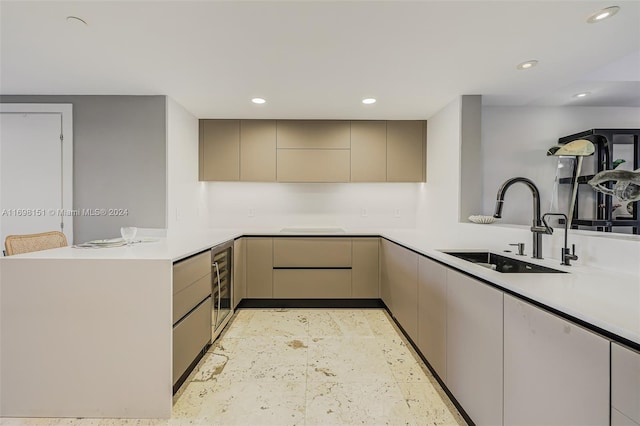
[542,213,578,266]
[493,177,551,259]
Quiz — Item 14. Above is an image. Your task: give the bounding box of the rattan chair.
[4,231,68,256]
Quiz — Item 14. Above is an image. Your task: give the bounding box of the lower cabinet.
[273,269,351,298]
[503,294,610,425]
[352,238,380,298]
[172,297,212,385]
[417,256,447,380]
[446,269,503,426]
[244,237,379,300]
[233,238,246,308]
[380,239,418,342]
[612,342,640,426]
[246,238,273,298]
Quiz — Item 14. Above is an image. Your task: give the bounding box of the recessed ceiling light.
[362,98,376,105]
[573,92,591,98]
[587,6,620,23]
[251,97,266,104]
[66,16,88,26]
[516,60,538,70]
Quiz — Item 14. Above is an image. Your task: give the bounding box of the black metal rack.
[558,128,640,234]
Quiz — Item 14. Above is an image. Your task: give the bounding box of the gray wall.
[0,95,167,242]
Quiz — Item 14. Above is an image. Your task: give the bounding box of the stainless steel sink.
[442,251,566,274]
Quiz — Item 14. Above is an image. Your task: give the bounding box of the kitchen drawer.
[173,251,210,294]
[276,120,350,149]
[276,149,350,182]
[613,342,640,424]
[273,269,351,298]
[173,296,212,385]
[173,273,211,324]
[273,238,352,267]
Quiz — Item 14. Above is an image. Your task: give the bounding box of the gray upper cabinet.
[240,120,276,182]
[350,121,387,182]
[446,269,503,426]
[200,119,427,182]
[387,120,426,182]
[276,120,351,149]
[276,120,351,183]
[277,149,351,183]
[503,294,609,425]
[199,120,240,181]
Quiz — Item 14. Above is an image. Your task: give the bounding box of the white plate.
[468,215,497,224]
[88,238,125,245]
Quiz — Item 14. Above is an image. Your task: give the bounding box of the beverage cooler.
[211,240,233,340]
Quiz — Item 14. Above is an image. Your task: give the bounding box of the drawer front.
[273,238,352,267]
[273,269,352,298]
[173,297,212,385]
[276,149,350,182]
[613,342,640,424]
[173,273,211,324]
[276,120,350,149]
[173,251,210,294]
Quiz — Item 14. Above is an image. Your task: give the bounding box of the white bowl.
[468,215,497,224]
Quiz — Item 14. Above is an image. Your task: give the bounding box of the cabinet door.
[246,238,273,298]
[417,256,447,380]
[446,269,503,426]
[276,149,350,182]
[233,238,246,308]
[240,120,276,182]
[273,269,351,298]
[504,294,609,426]
[613,342,640,425]
[380,239,394,312]
[276,120,350,149]
[380,239,418,341]
[352,238,380,298]
[173,297,212,385]
[386,121,425,182]
[273,238,351,267]
[351,121,386,182]
[199,120,240,181]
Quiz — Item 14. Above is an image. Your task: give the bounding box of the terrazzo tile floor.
[2,309,466,426]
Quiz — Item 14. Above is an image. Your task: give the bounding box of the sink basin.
[442,251,566,274]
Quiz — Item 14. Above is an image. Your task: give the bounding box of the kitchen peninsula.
[1,228,639,422]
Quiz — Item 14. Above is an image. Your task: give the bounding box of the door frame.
[0,103,73,244]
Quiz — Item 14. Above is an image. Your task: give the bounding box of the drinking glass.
[120,227,137,245]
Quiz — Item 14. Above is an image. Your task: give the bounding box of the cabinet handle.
[213,261,221,326]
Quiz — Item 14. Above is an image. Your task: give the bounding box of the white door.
[0,104,73,247]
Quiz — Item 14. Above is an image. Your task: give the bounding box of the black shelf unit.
[558,128,640,234]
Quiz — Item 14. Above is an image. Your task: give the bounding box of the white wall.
[417,97,639,276]
[416,97,462,233]
[206,182,420,230]
[481,106,640,226]
[166,97,209,235]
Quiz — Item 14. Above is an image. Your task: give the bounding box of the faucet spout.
[542,213,578,266]
[494,177,548,259]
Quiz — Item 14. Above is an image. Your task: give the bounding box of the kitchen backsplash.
[205,182,421,229]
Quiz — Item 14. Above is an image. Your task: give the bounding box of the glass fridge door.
[212,245,232,332]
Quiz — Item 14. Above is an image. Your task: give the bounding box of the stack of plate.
[75,238,127,248]
[468,215,497,224]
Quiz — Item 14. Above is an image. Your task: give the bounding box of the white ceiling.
[1,1,639,119]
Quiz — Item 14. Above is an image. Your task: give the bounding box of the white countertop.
[3,227,639,347]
